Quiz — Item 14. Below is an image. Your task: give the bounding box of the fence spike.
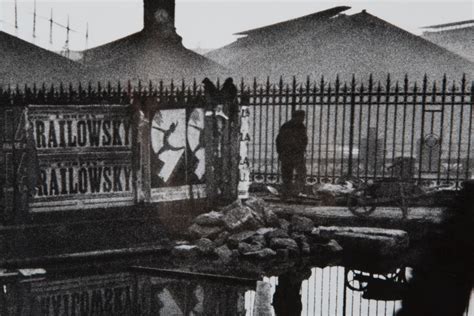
[432,80,437,95]
[451,80,457,92]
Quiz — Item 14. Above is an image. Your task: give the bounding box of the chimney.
[143,0,177,36]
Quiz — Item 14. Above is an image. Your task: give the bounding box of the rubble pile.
[179,197,343,263]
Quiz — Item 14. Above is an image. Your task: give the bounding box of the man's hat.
[293,110,305,118]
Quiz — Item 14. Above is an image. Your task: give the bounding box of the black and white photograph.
[0,0,473,315]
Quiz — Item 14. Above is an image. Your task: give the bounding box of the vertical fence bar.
[270,83,276,180]
[446,80,456,183]
[418,76,428,183]
[455,75,466,187]
[364,75,373,180]
[340,83,348,178]
[356,83,364,179]
[348,76,356,178]
[466,81,474,180]
[333,77,340,182]
[382,75,391,178]
[318,77,325,182]
[428,82,437,173]
[264,78,270,181]
[390,82,400,178]
[437,76,447,184]
[258,83,264,180]
[277,78,284,183]
[401,76,409,177]
[325,83,332,180]
[310,81,317,178]
[373,82,382,179]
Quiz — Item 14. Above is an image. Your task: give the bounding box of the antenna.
[32,0,37,39]
[85,22,89,50]
[14,0,18,35]
[62,15,71,58]
[49,9,53,45]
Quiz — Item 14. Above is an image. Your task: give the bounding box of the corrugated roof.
[0,31,85,87]
[206,9,474,81]
[234,6,350,36]
[82,30,228,82]
[421,19,474,29]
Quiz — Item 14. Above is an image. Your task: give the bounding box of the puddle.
[1,261,472,315]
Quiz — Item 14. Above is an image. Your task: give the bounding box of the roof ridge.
[234,6,350,36]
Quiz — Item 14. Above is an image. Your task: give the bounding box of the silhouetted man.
[276,110,308,199]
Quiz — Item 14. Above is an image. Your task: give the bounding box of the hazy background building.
[206,7,474,82]
[422,20,474,63]
[0,30,85,87]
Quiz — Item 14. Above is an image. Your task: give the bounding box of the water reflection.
[1,266,472,315]
[246,266,474,316]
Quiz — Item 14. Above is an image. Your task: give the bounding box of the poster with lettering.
[28,105,134,212]
[149,108,206,202]
[238,106,251,199]
[23,273,150,315]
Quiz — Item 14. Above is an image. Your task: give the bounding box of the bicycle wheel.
[347,189,377,217]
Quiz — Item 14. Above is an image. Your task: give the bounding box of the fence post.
[347,75,357,178]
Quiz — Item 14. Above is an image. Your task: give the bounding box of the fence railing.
[2,74,473,189]
[245,74,474,188]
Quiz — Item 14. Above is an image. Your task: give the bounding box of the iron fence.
[244,75,474,188]
[1,74,473,189]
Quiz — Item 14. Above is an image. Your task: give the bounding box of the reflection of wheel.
[345,270,370,291]
[347,189,376,217]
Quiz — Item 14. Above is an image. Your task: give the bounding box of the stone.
[188,224,223,240]
[250,234,267,248]
[223,206,259,232]
[317,226,409,255]
[219,199,242,214]
[244,248,277,259]
[213,231,230,247]
[195,238,215,255]
[215,245,233,264]
[172,245,199,258]
[238,242,264,255]
[275,249,290,260]
[194,211,224,226]
[301,241,311,254]
[263,207,280,227]
[266,229,289,240]
[291,233,311,254]
[227,231,256,248]
[269,238,299,253]
[278,218,290,231]
[249,209,266,226]
[256,227,275,236]
[290,215,314,233]
[244,196,266,215]
[326,239,343,253]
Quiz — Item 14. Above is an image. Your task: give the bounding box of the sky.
[0,0,473,52]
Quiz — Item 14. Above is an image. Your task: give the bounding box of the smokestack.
[143,0,176,31]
